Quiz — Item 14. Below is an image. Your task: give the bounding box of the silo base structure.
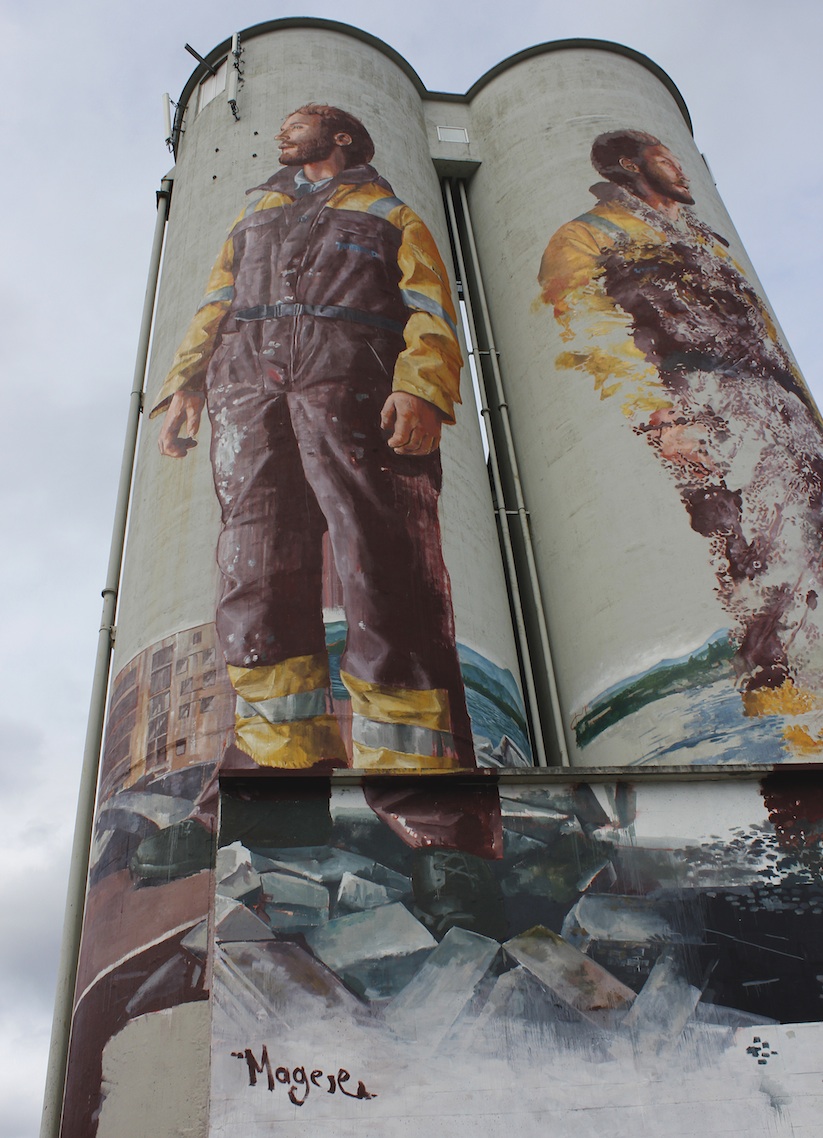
[48,20,823,1138]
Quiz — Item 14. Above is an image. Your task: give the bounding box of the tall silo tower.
[44,20,823,1138]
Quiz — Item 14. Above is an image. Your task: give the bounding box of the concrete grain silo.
[44,21,823,1138]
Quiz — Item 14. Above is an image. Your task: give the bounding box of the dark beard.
[646,174,694,205]
[278,137,334,166]
[665,185,695,205]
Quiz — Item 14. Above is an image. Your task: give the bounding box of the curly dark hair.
[290,104,375,167]
[591,129,661,187]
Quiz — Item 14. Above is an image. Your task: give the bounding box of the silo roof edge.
[446,38,692,133]
[175,21,692,136]
[176,18,428,111]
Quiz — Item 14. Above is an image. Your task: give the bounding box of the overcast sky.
[1,1,821,1134]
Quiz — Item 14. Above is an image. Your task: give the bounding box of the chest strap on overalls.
[234,302,405,334]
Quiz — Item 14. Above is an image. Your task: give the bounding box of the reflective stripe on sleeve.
[366,195,403,220]
[401,288,459,338]
[574,211,628,241]
[197,285,235,311]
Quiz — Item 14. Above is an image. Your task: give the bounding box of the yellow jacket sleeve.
[149,234,237,417]
[538,218,670,419]
[538,219,604,318]
[391,205,463,423]
[150,189,291,417]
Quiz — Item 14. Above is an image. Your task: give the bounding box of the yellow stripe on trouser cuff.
[340,670,452,730]
[227,654,330,700]
[340,669,460,771]
[234,715,346,769]
[228,656,346,769]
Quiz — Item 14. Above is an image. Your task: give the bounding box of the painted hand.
[646,408,717,476]
[380,392,444,456]
[158,391,205,458]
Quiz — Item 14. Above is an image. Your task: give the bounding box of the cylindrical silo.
[49,25,823,1138]
[463,42,823,767]
[118,21,530,787]
[56,21,530,1138]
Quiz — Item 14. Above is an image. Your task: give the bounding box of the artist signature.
[232,1046,377,1106]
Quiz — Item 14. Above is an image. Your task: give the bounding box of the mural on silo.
[59,104,531,1138]
[538,129,823,763]
[202,772,823,1135]
[62,766,823,1134]
[151,103,529,777]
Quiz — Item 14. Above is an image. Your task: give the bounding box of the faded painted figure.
[154,105,473,773]
[539,130,823,750]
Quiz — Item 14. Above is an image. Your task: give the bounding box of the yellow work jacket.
[538,184,806,420]
[151,164,462,421]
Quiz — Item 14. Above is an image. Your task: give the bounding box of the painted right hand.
[158,391,205,458]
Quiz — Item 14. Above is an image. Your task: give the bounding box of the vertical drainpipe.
[444,180,548,767]
[39,176,173,1138]
[446,178,570,768]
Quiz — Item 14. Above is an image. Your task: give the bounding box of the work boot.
[411,848,507,942]
[130,818,216,883]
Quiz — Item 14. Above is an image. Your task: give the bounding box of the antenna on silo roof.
[184,43,217,75]
[228,32,243,121]
[162,93,175,152]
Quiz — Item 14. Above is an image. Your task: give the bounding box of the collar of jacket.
[588,181,729,248]
[245,163,393,198]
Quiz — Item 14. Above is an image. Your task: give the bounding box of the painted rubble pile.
[88,762,213,887]
[68,775,823,1135]
[192,784,823,1048]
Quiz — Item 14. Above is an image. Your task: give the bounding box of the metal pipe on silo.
[452,180,570,766]
[443,179,549,767]
[39,176,173,1138]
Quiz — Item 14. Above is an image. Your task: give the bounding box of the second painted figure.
[539,129,823,757]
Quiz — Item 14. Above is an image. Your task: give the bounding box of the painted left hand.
[380,392,445,455]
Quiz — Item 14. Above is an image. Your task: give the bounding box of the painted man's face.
[637,144,695,205]
[276,112,333,166]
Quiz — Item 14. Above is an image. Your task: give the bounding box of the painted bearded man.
[539,129,823,750]
[134,105,503,933]
[153,104,473,774]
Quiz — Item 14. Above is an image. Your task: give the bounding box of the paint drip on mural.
[538,128,823,762]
